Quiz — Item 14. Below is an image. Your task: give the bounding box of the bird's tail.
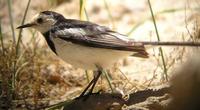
[137,41,200,47]
[130,41,200,58]
[129,44,149,58]
[132,50,149,58]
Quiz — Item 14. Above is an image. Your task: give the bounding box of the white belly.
[53,38,133,70]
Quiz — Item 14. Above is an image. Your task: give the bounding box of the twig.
[133,41,200,47]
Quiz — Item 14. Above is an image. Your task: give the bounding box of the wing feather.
[50,19,148,58]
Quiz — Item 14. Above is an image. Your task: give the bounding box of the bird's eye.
[37,18,43,24]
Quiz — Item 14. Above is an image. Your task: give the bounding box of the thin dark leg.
[79,76,95,97]
[79,66,103,97]
[88,70,102,94]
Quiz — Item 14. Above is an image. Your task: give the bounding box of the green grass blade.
[7,0,16,101]
[103,0,115,29]
[79,0,83,17]
[84,8,90,21]
[103,70,114,93]
[126,19,147,36]
[85,70,90,83]
[7,0,16,44]
[127,7,200,36]
[147,0,168,81]
[0,18,5,56]
[79,0,86,20]
[79,0,92,88]
[148,0,160,41]
[16,0,31,55]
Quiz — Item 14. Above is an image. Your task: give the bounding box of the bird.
[17,11,148,97]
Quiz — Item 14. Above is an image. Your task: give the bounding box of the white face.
[26,13,57,33]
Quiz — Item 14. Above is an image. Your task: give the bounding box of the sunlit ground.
[0,0,200,109]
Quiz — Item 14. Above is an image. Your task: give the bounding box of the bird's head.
[17,11,64,33]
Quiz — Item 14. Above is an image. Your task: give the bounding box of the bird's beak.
[17,22,36,29]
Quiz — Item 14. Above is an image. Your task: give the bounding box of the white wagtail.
[17,11,148,97]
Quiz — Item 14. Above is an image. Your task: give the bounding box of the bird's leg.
[79,65,103,97]
[88,69,102,95]
[79,74,96,97]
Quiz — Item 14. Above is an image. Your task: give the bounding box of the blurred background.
[0,0,200,109]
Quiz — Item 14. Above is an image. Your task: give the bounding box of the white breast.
[52,38,133,70]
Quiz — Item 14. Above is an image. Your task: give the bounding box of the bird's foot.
[76,89,102,101]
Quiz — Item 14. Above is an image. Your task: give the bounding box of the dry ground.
[0,0,200,109]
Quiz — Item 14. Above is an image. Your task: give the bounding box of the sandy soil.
[1,0,200,109]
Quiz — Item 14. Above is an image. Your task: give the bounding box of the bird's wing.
[50,20,148,58]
